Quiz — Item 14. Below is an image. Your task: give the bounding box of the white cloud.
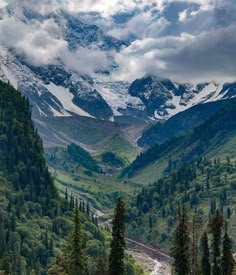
[0,0,235,84]
[112,22,236,84]
[0,17,68,65]
[112,33,194,81]
[61,47,108,75]
[0,14,109,75]
[0,0,214,17]
[179,9,189,22]
[108,10,170,40]
[0,0,7,8]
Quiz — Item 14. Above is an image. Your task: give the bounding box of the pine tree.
[201,232,211,275]
[95,257,107,275]
[171,205,190,275]
[86,201,90,217]
[209,210,224,275]
[191,213,203,275]
[222,223,234,275]
[109,198,126,275]
[65,207,87,275]
[0,218,6,258]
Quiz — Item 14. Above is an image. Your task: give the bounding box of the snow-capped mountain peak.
[0,4,236,122]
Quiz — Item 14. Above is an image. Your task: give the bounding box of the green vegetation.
[50,163,138,212]
[101,152,124,168]
[49,199,144,275]
[201,232,211,275]
[126,157,236,248]
[122,99,236,183]
[222,223,234,275]
[209,210,224,275]
[171,207,235,275]
[0,82,143,275]
[47,146,141,211]
[171,206,191,275]
[49,207,89,275]
[102,134,139,164]
[109,198,126,275]
[138,99,229,148]
[67,143,100,172]
[40,116,139,166]
[0,81,110,274]
[41,115,121,147]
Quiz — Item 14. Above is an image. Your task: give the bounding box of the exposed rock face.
[0,4,236,122]
[129,75,236,119]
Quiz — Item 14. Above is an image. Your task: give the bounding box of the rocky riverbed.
[128,249,171,275]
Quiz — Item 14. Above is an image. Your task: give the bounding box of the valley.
[0,0,236,274]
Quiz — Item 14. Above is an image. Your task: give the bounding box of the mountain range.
[0,3,236,133]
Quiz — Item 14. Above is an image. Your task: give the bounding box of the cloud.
[0,14,108,75]
[113,21,236,83]
[164,24,236,83]
[0,0,7,8]
[179,9,189,22]
[110,0,236,83]
[61,47,108,75]
[112,33,194,81]
[108,10,170,41]
[0,0,235,83]
[0,0,214,17]
[0,17,68,65]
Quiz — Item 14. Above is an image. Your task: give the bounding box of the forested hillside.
[127,157,236,249]
[122,99,236,182]
[0,81,144,275]
[138,99,229,148]
[0,82,97,273]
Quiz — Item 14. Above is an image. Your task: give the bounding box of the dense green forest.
[48,143,100,174]
[122,99,236,180]
[171,206,235,275]
[0,81,107,274]
[0,81,143,275]
[126,157,236,249]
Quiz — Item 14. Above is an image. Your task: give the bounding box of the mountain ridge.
[0,4,236,125]
[122,98,236,182]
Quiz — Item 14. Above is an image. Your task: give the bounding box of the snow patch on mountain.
[94,77,145,116]
[130,76,236,120]
[0,4,236,123]
[45,82,93,117]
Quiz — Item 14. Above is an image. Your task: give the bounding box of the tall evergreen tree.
[209,210,224,275]
[171,205,190,275]
[109,198,126,275]
[222,223,234,275]
[65,207,87,275]
[201,232,211,275]
[95,257,107,275]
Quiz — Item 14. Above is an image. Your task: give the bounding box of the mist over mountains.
[0,0,236,123]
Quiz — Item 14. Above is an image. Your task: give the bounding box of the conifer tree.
[95,257,107,275]
[0,218,6,258]
[86,201,90,217]
[109,198,126,275]
[222,223,234,275]
[65,207,87,275]
[201,232,211,275]
[209,210,224,275]
[171,205,190,275]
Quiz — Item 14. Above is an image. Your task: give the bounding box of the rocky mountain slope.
[129,76,236,119]
[0,3,236,127]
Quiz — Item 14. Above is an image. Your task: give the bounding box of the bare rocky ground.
[128,249,171,275]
